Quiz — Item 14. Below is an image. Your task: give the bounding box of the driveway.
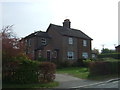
[55,74,101,88]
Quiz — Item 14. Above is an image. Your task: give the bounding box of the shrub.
[98,53,120,59]
[89,61,120,75]
[3,55,56,84]
[38,62,56,83]
[37,57,47,62]
[83,59,93,67]
[3,58,40,84]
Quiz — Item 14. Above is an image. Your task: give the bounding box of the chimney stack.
[63,19,71,28]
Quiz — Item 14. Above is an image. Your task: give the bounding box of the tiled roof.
[24,31,51,39]
[47,24,93,40]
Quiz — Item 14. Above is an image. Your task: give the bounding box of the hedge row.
[89,61,120,75]
[98,53,120,59]
[3,59,56,84]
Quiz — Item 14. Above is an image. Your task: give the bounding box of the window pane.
[41,38,46,45]
[69,37,73,44]
[82,52,88,59]
[67,51,74,59]
[83,40,87,46]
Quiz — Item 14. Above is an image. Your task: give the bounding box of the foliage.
[3,57,40,84]
[83,59,93,67]
[3,82,59,88]
[101,48,116,54]
[38,62,56,83]
[92,48,99,54]
[37,57,47,62]
[89,61,120,75]
[98,53,120,59]
[1,25,24,64]
[3,56,56,84]
[57,67,89,79]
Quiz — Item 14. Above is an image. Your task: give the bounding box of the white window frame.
[41,38,46,45]
[83,40,87,46]
[67,51,74,60]
[68,37,73,44]
[82,52,88,59]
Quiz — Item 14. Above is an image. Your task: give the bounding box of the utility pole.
[102,44,105,49]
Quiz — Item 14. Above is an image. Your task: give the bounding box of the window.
[82,52,88,59]
[83,40,87,46]
[28,39,31,46]
[68,37,73,44]
[53,51,57,59]
[41,38,46,45]
[67,51,74,59]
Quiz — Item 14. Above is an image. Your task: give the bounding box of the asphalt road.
[82,80,120,88]
[55,74,120,89]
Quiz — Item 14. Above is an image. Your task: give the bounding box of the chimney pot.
[63,19,71,28]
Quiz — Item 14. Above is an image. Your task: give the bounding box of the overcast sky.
[1,0,119,51]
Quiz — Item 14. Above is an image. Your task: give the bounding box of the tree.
[1,25,24,64]
[92,48,99,55]
[101,48,115,54]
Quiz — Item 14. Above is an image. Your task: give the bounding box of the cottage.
[22,19,93,63]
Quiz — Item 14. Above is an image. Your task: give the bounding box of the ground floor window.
[67,51,74,60]
[82,52,88,59]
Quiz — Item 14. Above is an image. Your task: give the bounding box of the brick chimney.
[63,19,71,28]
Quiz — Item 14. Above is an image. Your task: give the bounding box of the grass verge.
[3,81,59,88]
[57,67,89,79]
[57,67,119,81]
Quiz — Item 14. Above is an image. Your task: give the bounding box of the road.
[82,80,120,88]
[55,74,120,89]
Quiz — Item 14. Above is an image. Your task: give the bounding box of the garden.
[2,25,58,88]
[57,57,120,81]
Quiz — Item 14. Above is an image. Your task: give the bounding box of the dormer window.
[68,37,73,44]
[41,38,46,45]
[83,40,87,46]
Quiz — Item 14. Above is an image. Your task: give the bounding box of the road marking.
[71,79,120,88]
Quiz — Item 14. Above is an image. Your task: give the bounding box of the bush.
[83,59,93,67]
[38,62,56,83]
[37,57,47,62]
[3,55,56,84]
[98,53,120,59]
[89,61,120,75]
[3,58,40,84]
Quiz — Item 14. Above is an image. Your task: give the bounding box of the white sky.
[0,0,119,51]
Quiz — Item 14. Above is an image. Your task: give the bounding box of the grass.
[57,67,119,81]
[57,67,89,79]
[3,82,59,88]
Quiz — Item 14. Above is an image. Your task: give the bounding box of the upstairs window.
[28,39,32,46]
[83,40,87,46]
[67,51,74,60]
[41,38,46,45]
[68,37,73,44]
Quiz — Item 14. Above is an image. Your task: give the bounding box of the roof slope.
[24,31,51,39]
[47,24,92,40]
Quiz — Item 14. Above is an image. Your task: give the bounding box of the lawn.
[57,67,89,79]
[3,82,59,88]
[57,67,119,81]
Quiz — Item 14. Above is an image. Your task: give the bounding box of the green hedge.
[3,59,56,84]
[98,53,120,59]
[89,61,120,75]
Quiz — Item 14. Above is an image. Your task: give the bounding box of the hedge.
[98,53,120,59]
[3,59,56,84]
[89,61,120,75]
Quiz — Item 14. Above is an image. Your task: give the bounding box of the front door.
[47,51,51,61]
